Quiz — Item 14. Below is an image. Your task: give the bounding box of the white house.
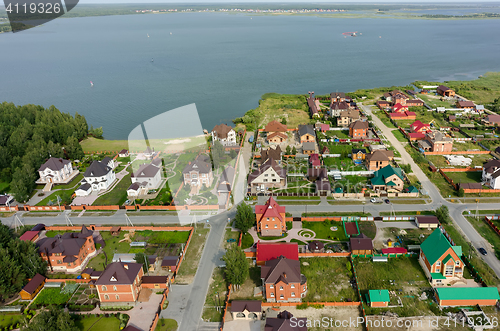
[127,182,147,197]
[37,157,76,184]
[75,160,116,196]
[248,159,287,193]
[131,164,161,189]
[211,124,236,146]
[118,149,129,157]
[482,160,500,189]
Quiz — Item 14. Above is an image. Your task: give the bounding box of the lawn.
[323,157,365,171]
[0,314,22,329]
[333,175,369,193]
[302,220,347,241]
[0,181,11,193]
[379,211,435,216]
[80,137,129,153]
[445,171,483,184]
[300,257,358,302]
[135,230,190,244]
[174,225,210,284]
[240,233,254,249]
[52,173,84,190]
[358,221,376,239]
[374,111,397,129]
[155,318,178,331]
[92,172,131,206]
[302,212,370,217]
[31,287,72,307]
[276,196,320,200]
[391,129,408,142]
[354,256,438,317]
[202,267,226,322]
[230,265,261,301]
[87,232,134,270]
[417,94,455,108]
[74,315,121,331]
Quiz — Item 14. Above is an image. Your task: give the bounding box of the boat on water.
[147,34,150,38]
[151,58,154,62]
[90,81,94,87]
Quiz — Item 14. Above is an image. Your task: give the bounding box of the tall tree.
[22,307,79,331]
[65,136,84,160]
[211,140,225,170]
[234,203,255,234]
[436,205,450,224]
[222,245,248,289]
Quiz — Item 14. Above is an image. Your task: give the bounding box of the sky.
[78,1,500,4]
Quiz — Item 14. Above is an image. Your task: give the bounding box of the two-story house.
[255,196,286,237]
[298,125,315,143]
[419,228,464,286]
[37,157,77,184]
[212,124,236,146]
[265,120,288,143]
[437,85,455,97]
[349,120,369,138]
[261,146,282,164]
[418,131,453,153]
[131,163,161,189]
[261,256,307,303]
[410,120,431,134]
[182,155,214,189]
[370,165,404,192]
[37,225,96,272]
[365,150,392,171]
[337,109,360,127]
[95,262,144,306]
[248,159,286,193]
[482,159,500,189]
[75,160,116,196]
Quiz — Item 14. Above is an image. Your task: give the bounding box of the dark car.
[479,248,488,255]
[384,199,390,204]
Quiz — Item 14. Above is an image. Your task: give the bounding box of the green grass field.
[241,233,254,249]
[0,181,10,194]
[80,137,129,153]
[155,318,178,331]
[466,216,500,260]
[92,173,131,206]
[391,129,408,142]
[31,287,71,307]
[302,221,347,241]
[445,171,483,184]
[0,314,22,329]
[74,315,121,331]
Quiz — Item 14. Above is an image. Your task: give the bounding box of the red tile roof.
[411,120,430,133]
[407,132,426,140]
[309,153,320,167]
[265,120,287,132]
[20,231,39,242]
[256,242,299,262]
[393,103,408,112]
[255,197,286,224]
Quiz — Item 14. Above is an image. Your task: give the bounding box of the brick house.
[37,225,97,272]
[182,155,214,189]
[393,103,408,113]
[410,120,431,134]
[260,146,282,164]
[248,159,287,193]
[255,196,286,237]
[211,123,236,146]
[376,100,390,109]
[349,120,369,138]
[261,256,307,303]
[406,99,424,107]
[370,165,404,192]
[298,125,316,143]
[96,262,144,306]
[337,110,359,127]
[418,131,453,153]
[437,85,455,97]
[302,142,316,155]
[419,228,464,286]
[265,311,307,331]
[330,92,346,103]
[307,95,320,118]
[365,150,392,171]
[265,120,287,135]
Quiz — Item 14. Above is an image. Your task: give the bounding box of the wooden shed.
[19,274,46,300]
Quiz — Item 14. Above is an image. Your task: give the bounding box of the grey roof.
[38,157,71,172]
[132,163,160,178]
[352,148,366,154]
[84,160,113,178]
[231,301,262,313]
[330,92,346,99]
[217,183,231,193]
[220,166,235,184]
[183,157,212,174]
[77,183,91,191]
[151,158,162,167]
[261,256,301,284]
[302,142,316,151]
[298,124,315,137]
[101,157,113,166]
[95,262,142,285]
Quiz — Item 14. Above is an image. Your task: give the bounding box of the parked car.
[384,199,390,204]
[479,247,488,255]
[227,238,236,243]
[370,198,382,203]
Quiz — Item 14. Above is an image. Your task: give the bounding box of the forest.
[0,102,92,202]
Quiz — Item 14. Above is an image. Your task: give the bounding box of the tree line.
[0,102,95,202]
[0,224,47,302]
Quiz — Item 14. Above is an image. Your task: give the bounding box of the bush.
[296,303,308,310]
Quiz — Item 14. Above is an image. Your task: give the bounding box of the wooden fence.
[439,169,458,190]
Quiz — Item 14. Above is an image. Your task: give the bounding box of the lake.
[1,12,500,139]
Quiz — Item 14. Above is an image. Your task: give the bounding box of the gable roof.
[307,168,327,180]
[95,262,142,285]
[248,159,286,183]
[261,256,302,284]
[256,242,299,262]
[309,153,320,166]
[350,233,373,251]
[220,166,235,184]
[265,317,307,331]
[267,132,288,141]
[298,124,315,137]
[255,196,286,222]
[411,120,430,132]
[37,226,93,257]
[339,109,359,119]
[119,149,128,154]
[261,146,282,162]
[38,157,71,172]
[231,300,262,313]
[436,287,500,301]
[332,101,349,111]
[349,120,369,130]
[22,273,46,294]
[352,148,366,154]
[366,150,390,162]
[485,114,500,124]
[131,164,160,179]
[265,120,287,132]
[437,85,452,93]
[457,100,475,108]
[330,92,346,99]
[416,216,439,225]
[370,165,403,186]
[212,123,234,139]
[369,290,390,303]
[20,231,39,242]
[84,160,112,178]
[420,228,461,265]
[141,276,168,284]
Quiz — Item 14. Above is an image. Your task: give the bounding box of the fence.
[439,169,458,190]
[45,225,193,232]
[171,227,194,282]
[463,188,500,193]
[484,216,500,238]
[299,252,350,257]
[219,285,232,330]
[440,168,482,172]
[424,150,490,155]
[349,256,370,331]
[0,206,18,212]
[149,289,169,331]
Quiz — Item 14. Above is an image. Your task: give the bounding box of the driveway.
[127,292,164,331]
[223,320,261,331]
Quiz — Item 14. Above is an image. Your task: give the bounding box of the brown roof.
[267,132,287,140]
[485,115,500,124]
[261,146,282,162]
[248,158,286,183]
[261,256,302,284]
[416,216,439,224]
[161,256,179,267]
[315,178,331,192]
[265,317,307,331]
[37,225,93,257]
[350,233,373,251]
[349,120,369,130]
[484,159,500,173]
[330,92,346,99]
[457,100,475,108]
[339,109,360,120]
[331,101,349,111]
[437,85,452,93]
[22,273,45,294]
[95,262,142,286]
[265,120,287,132]
[231,300,262,313]
[122,326,142,331]
[308,240,324,251]
[366,150,390,163]
[308,168,327,180]
[212,123,234,139]
[141,276,169,284]
[459,183,483,190]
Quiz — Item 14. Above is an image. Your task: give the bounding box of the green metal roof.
[452,246,462,257]
[370,177,385,186]
[368,290,390,303]
[386,181,396,186]
[436,287,500,301]
[420,229,458,265]
[430,272,446,280]
[442,254,455,265]
[371,165,404,188]
[335,187,343,193]
[407,186,419,193]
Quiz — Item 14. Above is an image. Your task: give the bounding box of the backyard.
[445,171,483,184]
[92,172,131,206]
[426,154,492,169]
[73,314,121,331]
[302,220,347,241]
[465,216,500,260]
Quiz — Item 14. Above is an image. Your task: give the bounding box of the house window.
[104,294,109,300]
[272,179,276,182]
[113,286,117,291]
[445,265,453,276]
[291,292,295,297]
[274,224,277,228]
[455,260,460,266]
[264,179,267,182]
[270,293,274,297]
[102,286,107,291]
[291,284,295,288]
[280,295,284,299]
[279,286,283,290]
[115,295,119,300]
[267,218,269,221]
[436,280,442,283]
[265,225,268,228]
[436,261,441,266]
[269,284,273,289]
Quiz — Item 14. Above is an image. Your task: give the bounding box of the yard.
[465,216,500,260]
[30,287,72,308]
[333,175,370,193]
[358,221,377,240]
[87,232,133,270]
[445,171,483,184]
[174,225,210,284]
[240,233,254,249]
[92,172,131,206]
[391,129,408,142]
[302,220,347,241]
[229,265,261,301]
[417,94,456,108]
[73,315,121,331]
[80,137,129,153]
[300,257,358,302]
[354,256,438,317]
[426,154,492,169]
[0,314,23,330]
[323,157,365,172]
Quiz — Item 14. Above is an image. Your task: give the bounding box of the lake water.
[1,12,500,139]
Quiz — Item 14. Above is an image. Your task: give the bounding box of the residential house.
[261,256,307,303]
[365,150,392,171]
[143,147,155,160]
[141,276,169,290]
[182,155,214,189]
[482,159,500,189]
[351,148,366,164]
[349,120,369,138]
[255,196,287,237]
[261,146,282,164]
[368,290,390,307]
[118,149,129,157]
[448,115,456,122]
[217,166,235,194]
[37,157,76,184]
[405,99,424,107]
[127,182,147,197]
[389,111,416,120]
[256,242,299,265]
[151,158,162,168]
[331,101,350,117]
[307,168,327,182]
[308,240,324,253]
[37,225,96,272]
[248,158,287,193]
[337,109,359,127]
[410,120,431,134]
[309,153,321,168]
[268,132,288,144]
[298,125,316,143]
[437,85,455,97]
[456,100,475,109]
[482,114,500,126]
[434,287,499,307]
[350,233,373,255]
[19,273,46,300]
[420,89,429,95]
[370,165,404,192]
[75,160,116,196]
[307,95,320,118]
[419,228,464,286]
[265,120,288,144]
[161,256,179,272]
[0,194,14,206]
[393,103,408,113]
[321,146,330,154]
[415,216,439,229]
[96,262,144,305]
[265,311,307,331]
[131,163,161,190]
[302,142,316,155]
[231,301,262,320]
[330,92,346,103]
[418,131,453,153]
[392,93,408,106]
[211,124,236,146]
[376,100,390,109]
[315,177,331,196]
[20,231,40,242]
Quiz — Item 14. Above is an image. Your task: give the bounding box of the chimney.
[283,272,286,279]
[124,264,128,270]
